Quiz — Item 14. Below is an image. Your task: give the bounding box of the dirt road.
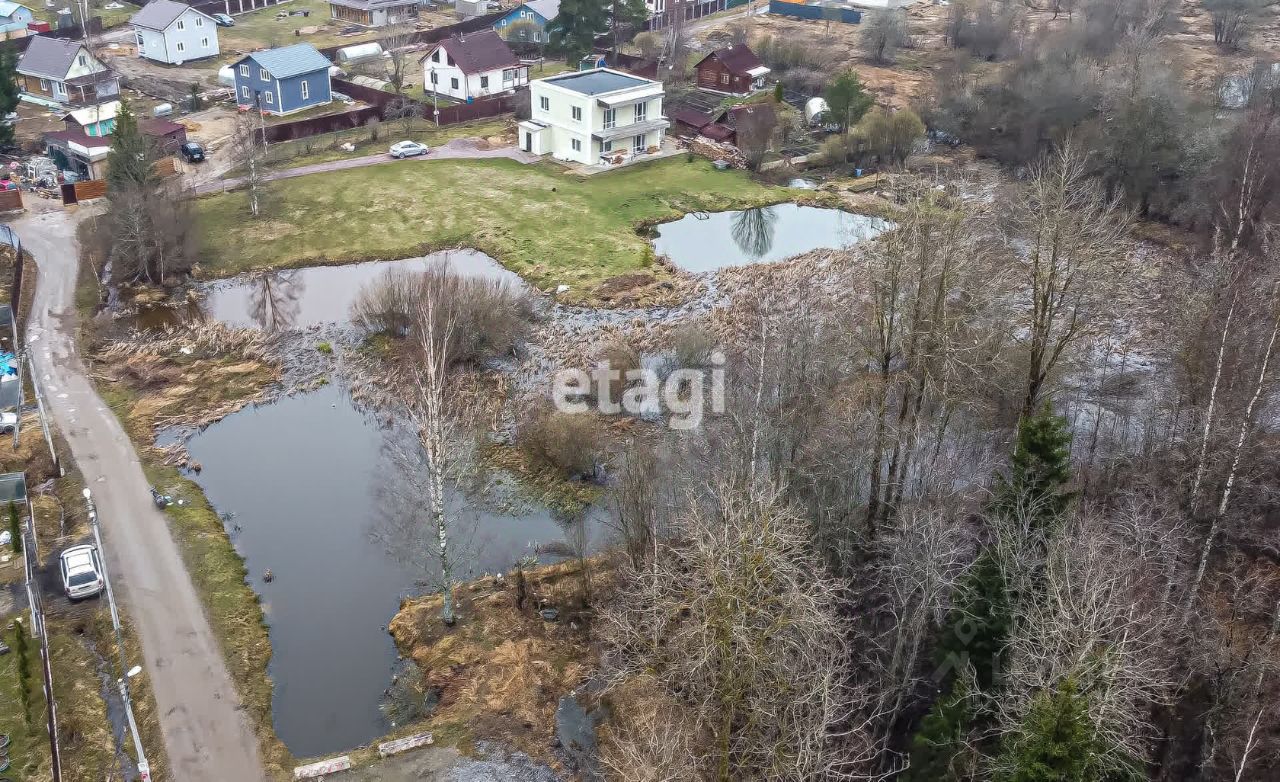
[192,137,539,195]
[16,203,268,782]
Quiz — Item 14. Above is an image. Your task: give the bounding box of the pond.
[652,204,892,272]
[171,382,604,758]
[138,250,521,332]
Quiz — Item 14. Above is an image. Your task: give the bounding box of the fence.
[190,0,290,16]
[262,91,519,143]
[767,0,862,24]
[315,11,506,60]
[60,179,107,205]
[0,189,21,213]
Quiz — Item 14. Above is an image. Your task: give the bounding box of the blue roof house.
[493,0,559,44]
[0,2,34,36]
[232,43,332,116]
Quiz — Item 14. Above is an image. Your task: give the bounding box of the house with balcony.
[419,30,526,102]
[232,43,332,116]
[520,68,668,165]
[130,0,220,65]
[16,36,120,107]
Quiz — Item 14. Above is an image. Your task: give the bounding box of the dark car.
[180,142,205,163]
[213,12,234,26]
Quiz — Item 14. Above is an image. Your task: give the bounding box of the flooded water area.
[164,383,605,757]
[137,250,521,332]
[652,204,892,272]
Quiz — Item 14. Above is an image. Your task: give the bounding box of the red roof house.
[693,44,770,96]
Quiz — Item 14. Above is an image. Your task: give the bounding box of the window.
[571,106,581,122]
[450,77,459,89]
[520,9,526,16]
[603,140,612,151]
[571,138,581,152]
[480,75,488,89]
[195,16,203,26]
[201,37,209,48]
[539,96,549,111]
[77,54,87,67]
[301,81,310,99]
[503,67,515,82]
[634,102,646,122]
[239,64,249,76]
[533,32,541,42]
[633,134,644,153]
[431,72,438,84]
[500,18,506,25]
[433,50,442,63]
[264,90,274,105]
[176,19,184,30]
[720,72,729,85]
[135,33,144,48]
[241,85,249,99]
[176,41,185,52]
[603,107,616,129]
[260,68,270,81]
[38,78,48,90]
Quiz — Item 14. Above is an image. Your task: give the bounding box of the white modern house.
[520,69,668,166]
[419,30,527,102]
[130,0,220,65]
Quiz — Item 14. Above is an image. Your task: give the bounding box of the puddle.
[138,250,521,332]
[652,204,892,271]
[85,638,141,781]
[167,383,604,757]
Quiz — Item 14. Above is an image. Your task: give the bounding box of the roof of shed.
[0,2,31,18]
[18,36,88,79]
[695,43,766,76]
[130,0,210,30]
[240,43,331,79]
[424,29,517,73]
[668,106,713,129]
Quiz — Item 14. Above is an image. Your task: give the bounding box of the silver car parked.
[60,544,104,600]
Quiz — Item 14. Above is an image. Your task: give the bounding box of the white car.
[389,141,429,159]
[60,545,104,600]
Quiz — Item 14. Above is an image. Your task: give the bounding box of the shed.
[336,41,384,65]
[694,43,769,96]
[0,472,26,504]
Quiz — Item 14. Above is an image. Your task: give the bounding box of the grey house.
[232,43,332,116]
[130,0,221,65]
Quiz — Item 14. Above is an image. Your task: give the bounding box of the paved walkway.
[194,138,539,195]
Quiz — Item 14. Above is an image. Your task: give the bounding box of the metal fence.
[767,0,862,23]
[263,89,520,143]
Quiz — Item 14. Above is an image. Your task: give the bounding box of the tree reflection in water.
[730,206,779,260]
[247,269,305,332]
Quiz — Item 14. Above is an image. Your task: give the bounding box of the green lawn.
[0,613,53,781]
[220,0,372,52]
[195,156,795,293]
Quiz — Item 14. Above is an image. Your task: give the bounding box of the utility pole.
[82,489,151,781]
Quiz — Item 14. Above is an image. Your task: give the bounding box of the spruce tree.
[0,50,20,147]
[903,682,976,782]
[998,678,1096,782]
[106,100,157,192]
[935,550,1012,691]
[996,404,1074,527]
[548,0,608,63]
[7,501,20,555]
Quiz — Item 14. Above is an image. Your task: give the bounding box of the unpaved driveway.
[16,202,268,782]
[192,137,539,195]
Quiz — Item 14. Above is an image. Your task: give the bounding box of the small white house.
[130,0,220,65]
[420,30,527,102]
[521,69,668,166]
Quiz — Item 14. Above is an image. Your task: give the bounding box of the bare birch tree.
[231,111,269,218]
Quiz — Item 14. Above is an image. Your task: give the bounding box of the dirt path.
[192,137,540,195]
[16,202,268,782]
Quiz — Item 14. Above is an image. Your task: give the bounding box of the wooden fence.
[60,179,107,205]
[263,90,520,143]
[0,189,22,213]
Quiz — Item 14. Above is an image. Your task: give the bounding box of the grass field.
[195,156,791,294]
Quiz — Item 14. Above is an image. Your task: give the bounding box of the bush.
[820,134,850,165]
[520,408,602,479]
[596,339,642,406]
[350,261,534,365]
[671,325,715,368]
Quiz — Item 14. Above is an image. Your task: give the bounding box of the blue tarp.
[769,1,862,23]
